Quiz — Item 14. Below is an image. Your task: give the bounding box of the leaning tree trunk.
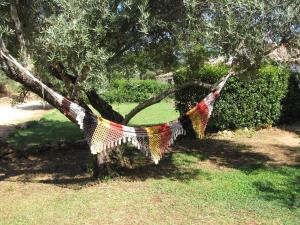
[0,46,66,116]
[0,40,128,178]
[6,2,121,178]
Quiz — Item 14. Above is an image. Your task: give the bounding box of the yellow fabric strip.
[189,111,205,139]
[146,127,162,164]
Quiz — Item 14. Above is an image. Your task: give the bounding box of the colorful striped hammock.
[63,73,231,164]
[2,53,232,164]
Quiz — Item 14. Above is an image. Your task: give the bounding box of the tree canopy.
[0,0,299,119]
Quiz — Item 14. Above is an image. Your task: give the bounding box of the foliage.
[0,71,7,94]
[103,79,170,103]
[1,1,299,90]
[36,0,112,92]
[280,73,300,123]
[0,70,7,83]
[0,70,20,95]
[185,0,300,69]
[0,1,13,38]
[175,64,295,130]
[0,0,187,102]
[174,63,229,112]
[1,0,299,118]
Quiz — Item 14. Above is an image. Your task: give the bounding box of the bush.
[103,79,170,103]
[0,70,21,96]
[280,73,300,123]
[174,64,296,131]
[0,71,8,95]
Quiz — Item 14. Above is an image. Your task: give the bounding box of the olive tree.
[0,0,299,177]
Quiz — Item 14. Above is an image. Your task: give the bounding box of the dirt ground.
[0,98,52,139]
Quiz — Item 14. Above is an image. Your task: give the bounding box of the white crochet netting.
[76,111,186,164]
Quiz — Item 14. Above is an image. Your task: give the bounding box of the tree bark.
[49,64,124,123]
[70,65,90,100]
[0,45,66,118]
[86,90,124,123]
[10,0,28,61]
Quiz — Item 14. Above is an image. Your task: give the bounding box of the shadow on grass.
[173,137,273,172]
[0,135,276,186]
[118,149,212,182]
[0,120,299,196]
[0,120,300,207]
[253,168,300,209]
[5,119,82,150]
[116,136,273,182]
[0,141,93,187]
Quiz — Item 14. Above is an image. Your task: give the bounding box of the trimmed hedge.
[103,79,170,103]
[280,73,300,123]
[174,64,297,131]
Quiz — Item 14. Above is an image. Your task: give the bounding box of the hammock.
[2,52,232,164]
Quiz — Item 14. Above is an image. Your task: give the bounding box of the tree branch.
[10,0,28,61]
[49,63,124,122]
[0,41,73,122]
[122,79,213,125]
[70,64,90,100]
[56,63,75,96]
[49,63,76,83]
[86,90,124,123]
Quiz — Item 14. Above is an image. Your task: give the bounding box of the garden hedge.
[103,79,170,103]
[174,64,299,131]
[280,72,300,124]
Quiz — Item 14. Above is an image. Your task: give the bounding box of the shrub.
[0,71,21,96]
[103,79,170,103]
[280,72,300,123]
[174,64,295,131]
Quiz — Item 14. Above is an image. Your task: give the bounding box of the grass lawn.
[1,101,299,224]
[111,101,179,125]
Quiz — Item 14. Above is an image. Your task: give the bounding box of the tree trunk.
[86,90,124,123]
[10,1,29,61]
[49,66,124,176]
[1,43,127,178]
[0,50,66,117]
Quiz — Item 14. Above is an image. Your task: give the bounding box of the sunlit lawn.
[111,100,179,125]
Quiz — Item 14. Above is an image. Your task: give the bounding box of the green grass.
[6,110,83,149]
[0,155,299,224]
[110,100,179,125]
[2,101,300,224]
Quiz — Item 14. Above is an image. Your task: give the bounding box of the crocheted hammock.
[3,53,231,164]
